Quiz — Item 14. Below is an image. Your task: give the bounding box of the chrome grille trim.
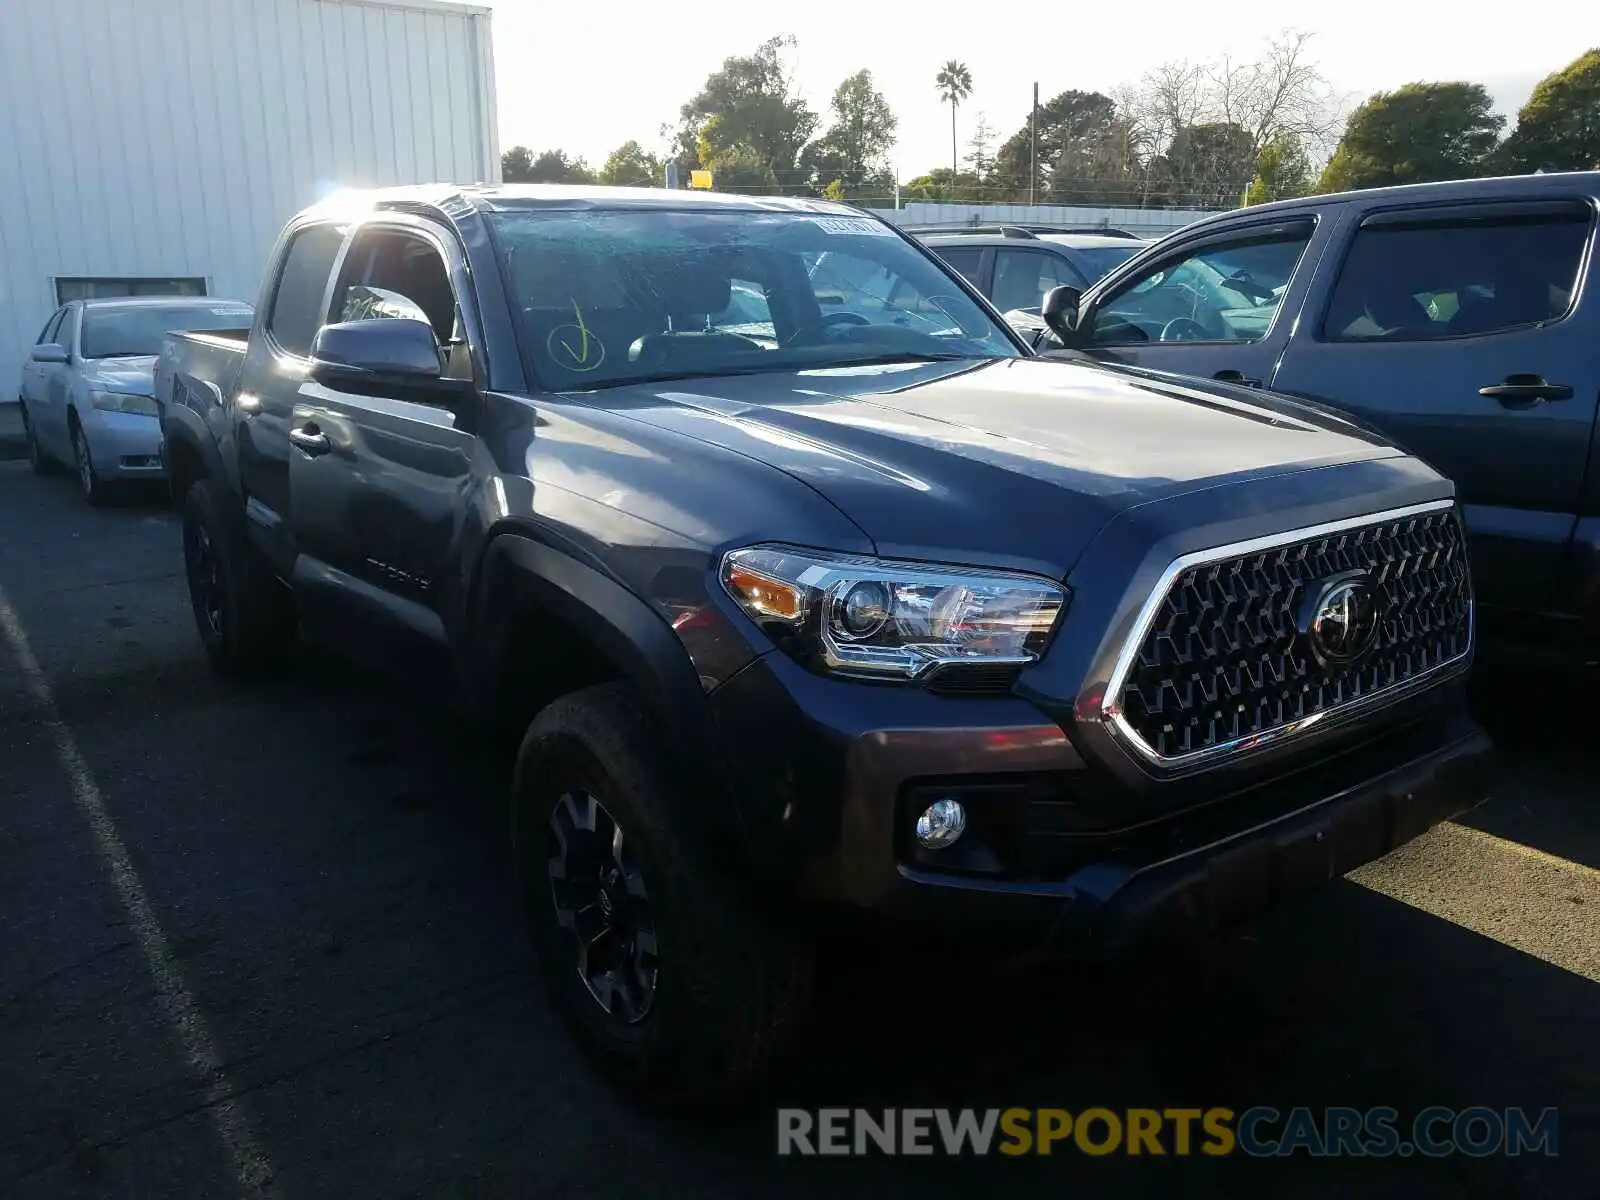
[1100,499,1473,771]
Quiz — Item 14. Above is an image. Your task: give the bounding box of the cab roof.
[297,183,868,225]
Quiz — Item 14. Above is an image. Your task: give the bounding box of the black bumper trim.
[892,720,1500,956]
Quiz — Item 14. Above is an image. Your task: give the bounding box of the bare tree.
[1135,60,1209,156]
[1207,30,1348,160]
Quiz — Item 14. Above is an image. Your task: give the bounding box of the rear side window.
[932,245,984,286]
[267,225,346,356]
[991,248,1080,314]
[1321,208,1591,341]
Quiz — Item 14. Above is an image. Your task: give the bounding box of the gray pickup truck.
[155,184,1495,1107]
[1027,172,1600,668]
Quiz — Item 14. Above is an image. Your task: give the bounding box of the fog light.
[914,798,967,849]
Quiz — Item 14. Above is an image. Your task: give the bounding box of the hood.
[82,356,158,395]
[582,356,1404,577]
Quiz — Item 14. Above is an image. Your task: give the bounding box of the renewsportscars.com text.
[776,1106,1559,1158]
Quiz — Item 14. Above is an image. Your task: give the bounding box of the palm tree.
[935,61,974,191]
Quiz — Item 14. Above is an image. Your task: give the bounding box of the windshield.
[81,304,254,359]
[1066,244,1146,283]
[488,208,1021,391]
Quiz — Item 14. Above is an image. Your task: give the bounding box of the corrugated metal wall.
[0,0,497,396]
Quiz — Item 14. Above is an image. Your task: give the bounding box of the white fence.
[867,201,1225,239]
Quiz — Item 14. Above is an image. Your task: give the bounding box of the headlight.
[720,545,1067,682]
[89,390,158,416]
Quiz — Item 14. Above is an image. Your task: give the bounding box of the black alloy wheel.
[547,789,660,1024]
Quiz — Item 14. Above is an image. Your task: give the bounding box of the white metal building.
[0,0,498,395]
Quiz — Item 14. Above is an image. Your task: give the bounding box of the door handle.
[288,424,331,455]
[1214,369,1262,387]
[1478,375,1574,408]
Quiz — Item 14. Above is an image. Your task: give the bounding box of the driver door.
[1074,216,1324,388]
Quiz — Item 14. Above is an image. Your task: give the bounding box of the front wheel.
[512,683,814,1109]
[20,404,54,475]
[181,478,296,676]
[72,422,109,505]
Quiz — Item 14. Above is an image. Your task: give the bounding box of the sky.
[479,0,1597,178]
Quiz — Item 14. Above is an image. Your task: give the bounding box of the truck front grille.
[1106,502,1471,767]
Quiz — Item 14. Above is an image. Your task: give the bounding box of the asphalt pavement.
[0,458,1595,1199]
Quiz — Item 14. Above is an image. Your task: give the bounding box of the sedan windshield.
[488,207,1022,391]
[81,304,254,359]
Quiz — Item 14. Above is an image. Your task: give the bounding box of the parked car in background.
[1031,172,1600,668]
[18,296,254,503]
[915,225,1152,318]
[158,184,1493,1106]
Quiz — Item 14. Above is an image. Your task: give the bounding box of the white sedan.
[18,296,252,504]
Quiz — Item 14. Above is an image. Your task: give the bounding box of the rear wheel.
[512,683,814,1109]
[71,421,108,505]
[181,477,296,676]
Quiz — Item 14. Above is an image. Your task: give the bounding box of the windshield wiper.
[568,353,981,392]
[814,351,976,367]
[571,363,801,391]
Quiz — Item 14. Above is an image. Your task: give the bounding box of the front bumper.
[708,650,1499,955]
[80,407,165,477]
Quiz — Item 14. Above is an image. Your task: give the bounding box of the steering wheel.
[783,310,871,347]
[1160,317,1210,342]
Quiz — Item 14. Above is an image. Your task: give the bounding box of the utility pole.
[1029,82,1038,207]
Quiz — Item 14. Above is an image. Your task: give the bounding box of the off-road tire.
[181,477,296,676]
[512,682,814,1110]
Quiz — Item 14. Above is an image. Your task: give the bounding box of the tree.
[902,167,981,202]
[1207,31,1346,161]
[1318,82,1504,192]
[801,70,898,199]
[702,146,780,194]
[1162,122,1257,207]
[598,140,662,188]
[1500,49,1600,173]
[675,36,818,181]
[1245,135,1313,204]
[501,145,534,181]
[502,147,594,184]
[964,112,998,182]
[935,61,974,183]
[991,90,1131,204]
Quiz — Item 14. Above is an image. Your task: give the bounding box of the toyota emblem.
[1300,571,1382,664]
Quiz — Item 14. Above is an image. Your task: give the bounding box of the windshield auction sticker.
[809,217,897,237]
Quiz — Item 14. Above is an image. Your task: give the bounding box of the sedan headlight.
[721,545,1067,682]
[89,390,158,416]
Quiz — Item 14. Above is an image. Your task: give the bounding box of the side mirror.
[308,318,469,399]
[31,343,68,364]
[1041,285,1083,346]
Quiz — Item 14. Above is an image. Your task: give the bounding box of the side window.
[1320,209,1591,342]
[266,224,347,356]
[932,246,984,288]
[710,278,773,333]
[330,227,458,345]
[1090,225,1313,345]
[38,310,65,345]
[54,308,77,355]
[806,250,896,314]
